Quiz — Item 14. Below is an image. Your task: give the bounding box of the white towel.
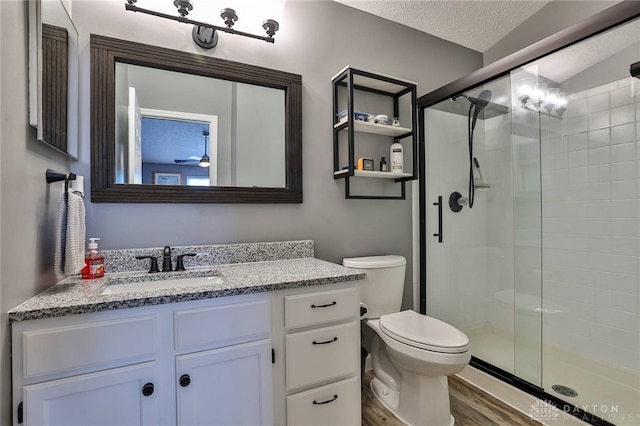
[54,192,86,280]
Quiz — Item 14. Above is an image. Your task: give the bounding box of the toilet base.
[370,376,455,426]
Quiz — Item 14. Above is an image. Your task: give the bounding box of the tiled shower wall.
[541,77,640,374]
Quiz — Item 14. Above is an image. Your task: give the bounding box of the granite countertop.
[8,258,365,322]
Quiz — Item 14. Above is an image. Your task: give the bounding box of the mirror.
[28,0,79,158]
[114,63,285,188]
[91,34,302,203]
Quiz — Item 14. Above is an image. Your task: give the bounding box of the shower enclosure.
[420,5,640,425]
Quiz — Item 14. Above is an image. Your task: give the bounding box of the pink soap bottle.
[82,238,105,279]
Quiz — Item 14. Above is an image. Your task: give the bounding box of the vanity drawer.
[285,322,359,391]
[287,376,360,426]
[174,298,270,350]
[22,315,156,379]
[285,286,358,330]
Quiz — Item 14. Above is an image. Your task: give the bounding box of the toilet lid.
[379,310,470,354]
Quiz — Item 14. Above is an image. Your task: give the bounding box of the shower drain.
[552,384,579,397]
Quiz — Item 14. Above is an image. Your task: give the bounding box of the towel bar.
[46,169,77,200]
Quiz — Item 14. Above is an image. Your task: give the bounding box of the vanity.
[9,241,364,426]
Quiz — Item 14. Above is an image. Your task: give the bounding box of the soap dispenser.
[82,238,105,279]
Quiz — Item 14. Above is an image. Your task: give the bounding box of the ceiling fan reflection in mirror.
[175,130,210,168]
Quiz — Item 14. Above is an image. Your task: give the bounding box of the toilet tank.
[342,255,406,319]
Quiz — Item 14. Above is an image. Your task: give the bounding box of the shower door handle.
[433,196,443,243]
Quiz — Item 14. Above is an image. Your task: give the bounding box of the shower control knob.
[449,192,467,212]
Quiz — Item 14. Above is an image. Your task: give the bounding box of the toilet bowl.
[343,256,470,426]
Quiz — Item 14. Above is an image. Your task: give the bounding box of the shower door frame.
[417,2,640,425]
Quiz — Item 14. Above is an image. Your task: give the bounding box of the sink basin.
[100,271,224,295]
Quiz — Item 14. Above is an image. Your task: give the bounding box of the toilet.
[343,255,470,426]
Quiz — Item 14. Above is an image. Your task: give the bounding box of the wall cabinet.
[332,66,418,199]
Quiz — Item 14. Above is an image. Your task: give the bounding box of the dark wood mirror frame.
[90,34,302,203]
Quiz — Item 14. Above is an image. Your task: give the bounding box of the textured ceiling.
[333,0,551,52]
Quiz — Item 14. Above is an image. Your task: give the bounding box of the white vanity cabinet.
[272,284,361,426]
[12,294,273,426]
[12,281,362,426]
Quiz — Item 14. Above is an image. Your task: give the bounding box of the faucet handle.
[175,253,197,271]
[136,255,160,273]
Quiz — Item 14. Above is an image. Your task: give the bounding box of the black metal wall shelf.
[332,66,418,199]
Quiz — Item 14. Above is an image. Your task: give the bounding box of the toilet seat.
[379,310,470,354]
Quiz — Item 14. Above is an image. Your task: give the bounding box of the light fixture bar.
[522,104,564,120]
[125,2,276,44]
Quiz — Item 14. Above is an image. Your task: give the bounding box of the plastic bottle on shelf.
[390,141,403,173]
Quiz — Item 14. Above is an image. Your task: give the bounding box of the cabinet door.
[23,362,158,426]
[176,339,273,426]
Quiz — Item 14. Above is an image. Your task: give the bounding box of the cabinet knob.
[142,383,154,396]
[180,374,191,387]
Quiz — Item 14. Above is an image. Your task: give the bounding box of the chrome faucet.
[162,246,173,272]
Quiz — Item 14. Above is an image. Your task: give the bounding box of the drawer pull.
[310,301,337,308]
[313,394,338,405]
[312,337,338,345]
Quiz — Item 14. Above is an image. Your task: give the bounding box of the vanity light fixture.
[518,78,568,119]
[124,0,280,49]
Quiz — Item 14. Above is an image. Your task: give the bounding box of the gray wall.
[484,0,621,65]
[0,2,482,421]
[0,1,71,424]
[71,1,482,307]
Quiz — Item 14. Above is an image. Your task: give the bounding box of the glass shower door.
[423,11,640,425]
[423,73,541,380]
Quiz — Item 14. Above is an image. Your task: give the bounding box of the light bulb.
[533,83,547,106]
[518,78,533,102]
[545,87,559,111]
[555,92,568,116]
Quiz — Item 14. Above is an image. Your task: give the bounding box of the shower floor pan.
[465,324,639,426]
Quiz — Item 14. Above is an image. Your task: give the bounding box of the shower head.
[452,90,492,109]
[453,90,493,127]
[471,90,492,128]
[474,90,492,109]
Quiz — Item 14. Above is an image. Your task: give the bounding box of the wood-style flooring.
[362,371,542,426]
